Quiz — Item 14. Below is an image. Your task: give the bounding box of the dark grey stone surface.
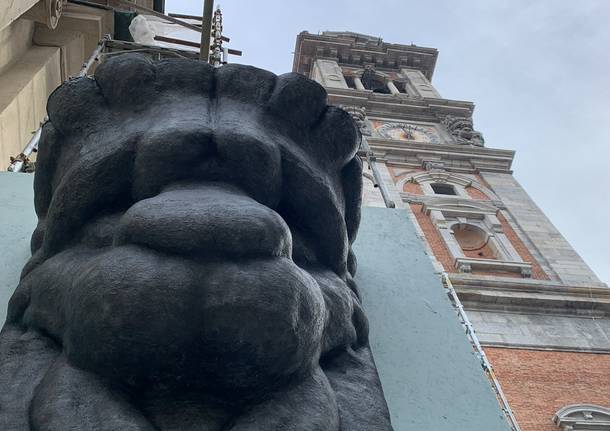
[0,55,392,430]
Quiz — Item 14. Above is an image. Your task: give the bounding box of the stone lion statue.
[0,55,393,430]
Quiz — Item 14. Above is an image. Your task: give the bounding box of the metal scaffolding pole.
[441,272,522,431]
[199,0,214,61]
[7,36,109,173]
[360,136,396,208]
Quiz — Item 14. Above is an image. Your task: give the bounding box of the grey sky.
[167,1,610,284]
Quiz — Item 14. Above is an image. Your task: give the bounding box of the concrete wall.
[0,0,39,32]
[0,173,37,325]
[0,41,61,167]
[0,19,34,74]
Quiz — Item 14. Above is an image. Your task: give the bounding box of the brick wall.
[410,203,456,272]
[465,185,490,200]
[486,348,610,431]
[403,181,424,194]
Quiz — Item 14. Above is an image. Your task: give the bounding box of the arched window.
[451,224,498,260]
[553,404,610,430]
[361,69,390,94]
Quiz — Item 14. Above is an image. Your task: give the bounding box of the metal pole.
[78,34,109,77]
[200,0,214,61]
[441,273,522,431]
[361,137,396,208]
[7,36,109,173]
[7,128,42,173]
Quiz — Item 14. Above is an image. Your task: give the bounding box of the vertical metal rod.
[200,0,214,61]
[441,273,522,431]
[78,34,109,77]
[361,136,395,208]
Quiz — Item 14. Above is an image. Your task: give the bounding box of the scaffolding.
[7,36,203,173]
[7,0,239,173]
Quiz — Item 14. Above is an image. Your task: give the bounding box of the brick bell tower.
[293,31,610,431]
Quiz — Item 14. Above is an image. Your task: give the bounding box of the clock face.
[373,121,440,144]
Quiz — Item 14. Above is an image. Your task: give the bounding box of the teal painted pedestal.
[0,173,509,430]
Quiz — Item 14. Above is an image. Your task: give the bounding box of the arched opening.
[452,224,497,259]
[361,69,390,94]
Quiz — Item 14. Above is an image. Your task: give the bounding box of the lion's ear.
[309,106,360,168]
[216,63,277,105]
[154,58,214,95]
[94,54,156,109]
[46,78,105,136]
[268,72,327,128]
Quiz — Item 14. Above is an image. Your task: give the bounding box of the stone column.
[401,69,441,98]
[312,59,348,89]
[387,80,400,95]
[353,76,365,90]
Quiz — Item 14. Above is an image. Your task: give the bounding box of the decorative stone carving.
[23,0,64,30]
[441,115,485,147]
[422,160,446,171]
[553,404,610,430]
[341,104,373,136]
[0,55,393,430]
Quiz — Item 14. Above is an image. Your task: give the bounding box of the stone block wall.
[481,172,605,287]
[0,3,113,171]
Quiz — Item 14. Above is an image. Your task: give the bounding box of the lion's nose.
[114,182,292,258]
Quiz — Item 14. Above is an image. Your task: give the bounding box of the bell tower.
[294,30,610,431]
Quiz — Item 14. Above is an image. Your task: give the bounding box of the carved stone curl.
[23,0,64,30]
[0,55,393,430]
[340,105,373,136]
[442,115,485,147]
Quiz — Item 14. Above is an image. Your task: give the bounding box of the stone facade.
[293,30,610,431]
[0,1,116,171]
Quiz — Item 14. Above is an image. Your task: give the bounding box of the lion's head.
[3,55,392,430]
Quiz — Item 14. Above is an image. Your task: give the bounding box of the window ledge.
[455,257,532,278]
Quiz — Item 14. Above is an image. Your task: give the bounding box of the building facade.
[0,0,164,171]
[293,31,610,431]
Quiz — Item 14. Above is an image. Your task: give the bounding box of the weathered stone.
[0,55,393,430]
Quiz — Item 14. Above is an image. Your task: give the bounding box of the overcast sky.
[167,1,610,285]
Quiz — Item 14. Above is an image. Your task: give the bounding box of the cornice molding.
[367,139,515,173]
[327,89,475,121]
[449,273,610,316]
